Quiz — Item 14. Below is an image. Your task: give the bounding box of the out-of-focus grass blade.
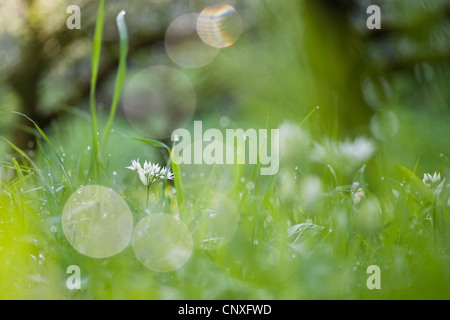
[103,10,129,146]
[169,147,186,220]
[0,136,34,164]
[131,137,171,151]
[1,111,73,190]
[299,105,320,127]
[395,164,434,202]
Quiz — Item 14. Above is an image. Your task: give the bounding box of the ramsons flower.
[310,137,375,176]
[126,159,174,186]
[352,181,365,204]
[423,172,445,196]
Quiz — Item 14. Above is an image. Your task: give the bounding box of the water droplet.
[87,146,91,151]
[113,171,117,176]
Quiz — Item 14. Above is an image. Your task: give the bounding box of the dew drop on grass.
[113,171,117,176]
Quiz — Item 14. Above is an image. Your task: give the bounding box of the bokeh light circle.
[62,185,133,258]
[132,213,193,272]
[189,195,239,250]
[197,4,243,48]
[122,65,196,140]
[190,0,236,12]
[361,76,392,110]
[370,110,399,140]
[165,13,220,68]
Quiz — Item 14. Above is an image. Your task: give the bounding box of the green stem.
[89,0,106,178]
[102,10,129,148]
[146,185,150,211]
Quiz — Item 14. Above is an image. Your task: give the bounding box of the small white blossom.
[126,159,174,186]
[353,188,365,204]
[352,181,364,204]
[423,172,445,196]
[278,121,311,160]
[310,137,375,176]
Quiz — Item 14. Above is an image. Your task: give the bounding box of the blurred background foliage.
[0,0,449,299]
[1,0,448,157]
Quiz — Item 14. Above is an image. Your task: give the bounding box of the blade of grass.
[102,10,129,147]
[131,137,171,151]
[89,0,106,176]
[169,148,186,220]
[2,111,73,191]
[299,105,320,127]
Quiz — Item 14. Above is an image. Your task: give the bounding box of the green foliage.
[0,0,449,300]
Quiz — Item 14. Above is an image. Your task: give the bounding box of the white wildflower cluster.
[310,137,375,176]
[352,181,365,204]
[423,172,445,196]
[278,121,311,160]
[126,159,174,186]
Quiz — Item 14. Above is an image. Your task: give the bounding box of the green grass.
[0,2,449,300]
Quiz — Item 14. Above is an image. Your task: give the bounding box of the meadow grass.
[0,3,449,300]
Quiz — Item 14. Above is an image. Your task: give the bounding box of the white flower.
[310,137,375,176]
[423,172,445,196]
[339,137,375,164]
[278,121,311,160]
[352,188,365,204]
[126,159,174,186]
[351,181,365,204]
